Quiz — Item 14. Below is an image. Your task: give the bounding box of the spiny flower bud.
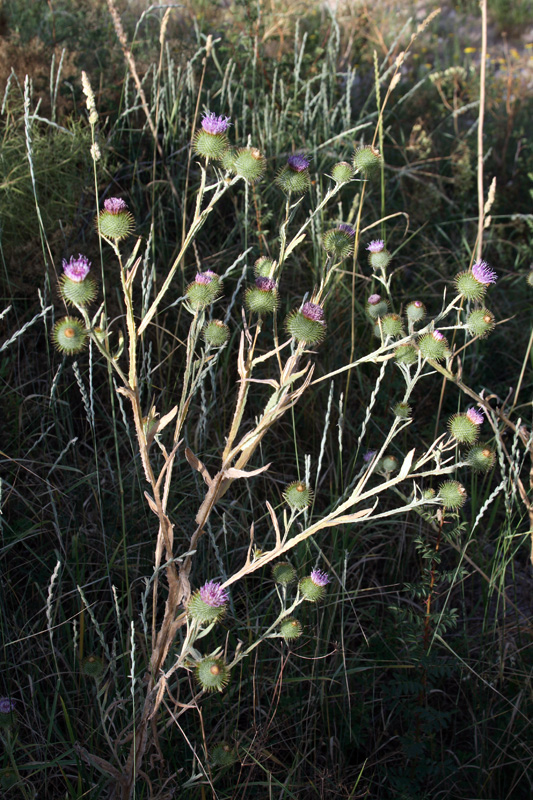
[283,480,313,510]
[280,617,303,640]
[60,254,96,306]
[52,317,88,354]
[276,153,311,195]
[466,308,495,338]
[210,742,238,768]
[254,256,274,278]
[0,698,15,728]
[366,240,392,271]
[377,454,398,475]
[418,330,449,362]
[97,197,134,241]
[353,145,381,177]
[285,301,326,345]
[422,488,436,500]
[448,411,481,444]
[527,270,533,288]
[405,300,426,323]
[438,480,467,510]
[232,147,266,183]
[467,443,496,472]
[366,293,388,319]
[193,112,231,160]
[272,562,296,586]
[394,343,418,365]
[195,656,230,692]
[380,313,403,338]
[187,581,228,625]
[186,271,222,309]
[299,569,329,602]
[245,277,278,314]
[393,401,412,418]
[203,320,230,347]
[82,654,105,679]
[221,147,236,172]
[322,224,355,261]
[331,161,353,183]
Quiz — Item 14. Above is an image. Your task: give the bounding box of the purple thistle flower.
[310,569,330,587]
[199,581,228,608]
[195,271,216,284]
[62,254,91,283]
[472,260,498,285]
[366,239,385,253]
[104,197,128,215]
[301,302,325,322]
[432,330,445,341]
[201,111,231,135]
[466,406,484,425]
[413,300,423,308]
[255,277,276,291]
[0,698,15,714]
[287,153,310,172]
[368,294,381,305]
[337,223,355,238]
[363,450,377,463]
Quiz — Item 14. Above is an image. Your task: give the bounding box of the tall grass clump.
[1,1,533,798]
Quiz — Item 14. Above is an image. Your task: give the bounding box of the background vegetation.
[1,0,532,797]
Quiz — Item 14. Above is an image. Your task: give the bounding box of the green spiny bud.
[82,654,105,679]
[322,225,355,261]
[380,313,403,338]
[405,300,426,323]
[394,344,418,364]
[203,320,230,347]
[418,330,449,362]
[233,147,266,183]
[272,562,296,586]
[283,480,313,510]
[280,617,303,640]
[245,278,278,314]
[52,317,88,355]
[393,402,412,419]
[210,742,238,768]
[276,154,311,195]
[254,257,275,278]
[368,248,392,271]
[466,308,495,338]
[331,161,353,183]
[97,198,134,241]
[195,657,230,693]
[285,302,326,345]
[299,569,329,602]
[60,275,97,307]
[448,413,480,444]
[187,582,228,625]
[454,271,487,301]
[193,130,229,160]
[186,272,222,310]
[366,293,388,319]
[438,480,467,510]
[377,454,399,474]
[422,488,436,500]
[353,145,381,177]
[467,444,496,472]
[527,270,533,288]
[221,147,237,172]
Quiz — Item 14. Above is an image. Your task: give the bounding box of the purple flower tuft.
[366,240,385,253]
[310,569,330,587]
[0,698,15,714]
[466,406,484,425]
[363,450,377,463]
[368,294,381,305]
[337,223,355,238]
[62,254,91,283]
[255,277,276,291]
[413,300,423,308]
[301,302,325,322]
[287,153,310,172]
[195,271,216,285]
[201,111,231,135]
[472,260,498,285]
[432,330,445,341]
[199,581,228,608]
[104,197,128,215]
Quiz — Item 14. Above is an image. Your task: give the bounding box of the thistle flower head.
[195,271,217,285]
[466,406,484,426]
[432,330,444,341]
[368,294,381,305]
[363,450,377,463]
[310,569,330,587]
[104,197,128,215]
[366,239,385,253]
[62,254,91,283]
[199,581,228,608]
[255,276,276,292]
[301,302,325,322]
[287,153,310,172]
[0,698,15,714]
[472,260,498,285]
[201,111,231,134]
